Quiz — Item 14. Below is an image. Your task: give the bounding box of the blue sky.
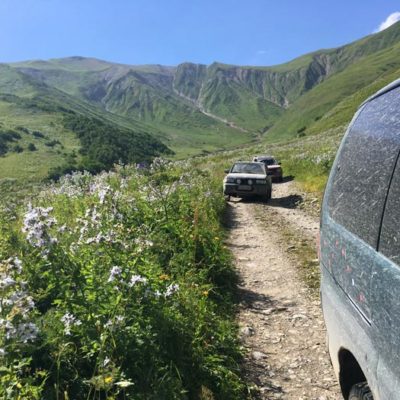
[0,0,399,66]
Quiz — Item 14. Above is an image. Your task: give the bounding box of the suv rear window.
[327,86,400,248]
[379,155,400,264]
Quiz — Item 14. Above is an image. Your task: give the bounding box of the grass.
[280,225,320,293]
[0,102,80,181]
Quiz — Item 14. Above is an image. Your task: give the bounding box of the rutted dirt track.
[226,180,342,399]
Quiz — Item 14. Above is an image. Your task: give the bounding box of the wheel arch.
[338,348,368,399]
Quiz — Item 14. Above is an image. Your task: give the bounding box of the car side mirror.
[224,169,229,173]
[278,162,282,165]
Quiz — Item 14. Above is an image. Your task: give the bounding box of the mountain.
[1,22,400,181]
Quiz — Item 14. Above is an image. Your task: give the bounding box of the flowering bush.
[0,159,244,399]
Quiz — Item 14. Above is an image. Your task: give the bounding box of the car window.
[327,86,400,248]
[231,163,264,174]
[379,153,400,264]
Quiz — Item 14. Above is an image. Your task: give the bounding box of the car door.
[322,86,400,323]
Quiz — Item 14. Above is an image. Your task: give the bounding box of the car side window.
[327,86,400,248]
[379,154,400,264]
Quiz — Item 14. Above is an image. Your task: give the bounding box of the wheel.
[348,382,373,400]
[264,188,272,203]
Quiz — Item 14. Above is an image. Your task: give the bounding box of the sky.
[0,0,399,67]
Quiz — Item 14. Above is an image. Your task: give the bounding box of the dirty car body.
[320,78,400,400]
[253,155,283,182]
[223,162,272,201]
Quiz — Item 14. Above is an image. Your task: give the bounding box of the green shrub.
[12,144,24,153]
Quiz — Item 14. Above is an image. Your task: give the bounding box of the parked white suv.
[223,162,272,202]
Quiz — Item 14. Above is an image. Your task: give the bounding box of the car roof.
[233,161,264,165]
[254,155,274,160]
[361,77,400,107]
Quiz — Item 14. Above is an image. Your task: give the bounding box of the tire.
[264,188,272,203]
[348,382,373,400]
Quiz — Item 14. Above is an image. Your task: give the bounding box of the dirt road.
[226,179,342,399]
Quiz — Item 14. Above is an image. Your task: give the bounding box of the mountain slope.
[0,66,171,180]
[1,21,400,182]
[14,58,255,155]
[266,38,400,140]
[10,22,400,142]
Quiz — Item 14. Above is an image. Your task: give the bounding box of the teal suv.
[320,78,400,400]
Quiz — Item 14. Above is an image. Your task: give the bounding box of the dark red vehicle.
[252,155,283,182]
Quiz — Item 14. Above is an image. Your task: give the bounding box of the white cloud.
[376,11,400,32]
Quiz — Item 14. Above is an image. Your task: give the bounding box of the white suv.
[223,162,272,202]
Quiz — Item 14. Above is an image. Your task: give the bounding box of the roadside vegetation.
[0,159,247,399]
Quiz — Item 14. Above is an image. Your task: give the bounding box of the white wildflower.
[108,266,122,283]
[22,204,57,249]
[165,283,179,298]
[0,276,16,289]
[129,274,147,287]
[61,312,82,335]
[115,315,124,323]
[12,257,23,273]
[17,322,39,343]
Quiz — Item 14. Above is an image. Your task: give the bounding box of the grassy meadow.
[0,159,249,399]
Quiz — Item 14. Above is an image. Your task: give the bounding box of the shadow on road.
[268,193,303,209]
[272,175,294,184]
[238,286,296,314]
[224,193,303,210]
[222,202,240,229]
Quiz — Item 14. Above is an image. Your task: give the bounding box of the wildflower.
[115,380,134,388]
[17,322,39,343]
[129,274,147,287]
[165,283,179,298]
[61,312,82,335]
[116,315,124,323]
[12,257,23,273]
[104,320,113,329]
[2,320,17,340]
[134,238,154,250]
[0,348,6,357]
[58,224,67,233]
[120,178,128,189]
[103,357,111,367]
[0,276,16,289]
[22,204,57,249]
[108,266,122,283]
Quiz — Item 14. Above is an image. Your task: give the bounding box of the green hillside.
[0,66,171,181]
[1,22,400,183]
[265,27,400,140]
[13,58,255,156]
